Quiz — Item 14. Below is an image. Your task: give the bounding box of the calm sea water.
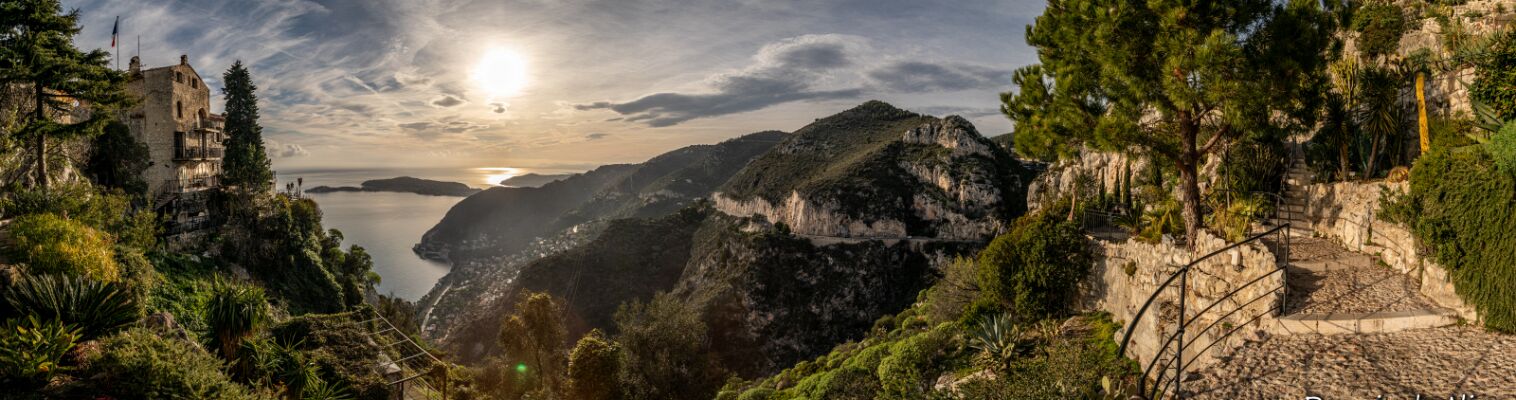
[272,166,573,301]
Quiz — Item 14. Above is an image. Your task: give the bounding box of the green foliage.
[144,252,220,338]
[218,194,348,314]
[82,328,266,399]
[204,279,270,361]
[1012,0,1333,243]
[0,0,131,188]
[922,257,978,324]
[1000,65,1102,161]
[875,327,953,400]
[0,316,79,388]
[6,213,119,281]
[497,290,569,399]
[968,314,1023,373]
[1428,114,1480,148]
[267,312,393,399]
[1352,2,1409,58]
[1470,30,1516,121]
[1207,195,1271,242]
[614,292,726,400]
[0,183,157,249]
[1392,148,1516,332]
[3,274,138,340]
[220,60,274,190]
[85,120,151,197]
[975,210,1091,320]
[955,314,1134,398]
[1488,121,1516,172]
[567,329,622,400]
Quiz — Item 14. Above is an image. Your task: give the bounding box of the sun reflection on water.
[476,167,520,187]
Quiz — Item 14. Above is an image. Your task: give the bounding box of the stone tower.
[122,55,224,237]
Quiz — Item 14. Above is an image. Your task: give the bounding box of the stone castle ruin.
[123,55,224,239]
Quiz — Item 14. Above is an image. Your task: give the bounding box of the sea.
[273,166,572,301]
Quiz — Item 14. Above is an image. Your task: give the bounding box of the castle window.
[199,109,207,122]
[177,101,183,119]
[176,72,183,83]
[192,78,199,89]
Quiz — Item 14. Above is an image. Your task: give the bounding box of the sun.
[472,47,529,98]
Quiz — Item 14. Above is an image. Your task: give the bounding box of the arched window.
[199,109,207,121]
[177,101,183,119]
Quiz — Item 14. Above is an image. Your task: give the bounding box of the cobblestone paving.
[1287,266,1439,315]
[1282,237,1440,315]
[1184,326,1516,399]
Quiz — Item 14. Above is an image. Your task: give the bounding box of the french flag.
[111,16,118,48]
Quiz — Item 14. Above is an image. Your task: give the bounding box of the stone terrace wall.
[1301,181,1479,321]
[1080,232,1284,373]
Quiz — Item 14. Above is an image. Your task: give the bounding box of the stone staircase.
[1270,147,1313,237]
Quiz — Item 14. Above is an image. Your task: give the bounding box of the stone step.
[1270,309,1458,336]
[1288,254,1374,272]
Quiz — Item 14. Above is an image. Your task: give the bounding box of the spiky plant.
[3,274,137,340]
[300,377,354,400]
[969,313,1023,373]
[204,278,270,361]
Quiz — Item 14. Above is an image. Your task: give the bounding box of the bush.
[1488,121,1516,172]
[82,328,265,399]
[614,292,727,400]
[0,316,79,388]
[567,329,622,400]
[975,211,1092,320]
[1,184,156,249]
[1471,30,1516,120]
[875,327,952,400]
[3,275,139,340]
[1396,148,1516,331]
[1352,2,1408,58]
[6,213,119,281]
[204,279,270,361]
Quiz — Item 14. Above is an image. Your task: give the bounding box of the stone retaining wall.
[1301,181,1479,321]
[1080,231,1284,373]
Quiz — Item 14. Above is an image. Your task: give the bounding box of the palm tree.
[205,278,270,361]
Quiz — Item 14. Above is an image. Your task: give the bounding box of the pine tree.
[0,0,129,189]
[219,60,273,190]
[1003,0,1336,246]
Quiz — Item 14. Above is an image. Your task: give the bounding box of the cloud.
[264,138,310,158]
[912,105,1001,119]
[431,95,465,107]
[491,102,507,113]
[576,34,868,127]
[584,132,609,140]
[866,61,1014,92]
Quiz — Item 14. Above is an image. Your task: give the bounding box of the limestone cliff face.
[714,105,1026,241]
[1027,148,1148,213]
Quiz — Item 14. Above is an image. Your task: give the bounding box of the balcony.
[174,145,224,160]
[196,116,225,133]
[162,176,219,194]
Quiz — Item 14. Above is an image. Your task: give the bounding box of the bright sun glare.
[472,47,529,97]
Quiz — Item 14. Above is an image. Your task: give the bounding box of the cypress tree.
[0,0,129,189]
[219,60,272,190]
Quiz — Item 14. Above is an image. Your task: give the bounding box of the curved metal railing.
[1114,222,1291,399]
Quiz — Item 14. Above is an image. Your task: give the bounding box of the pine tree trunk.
[34,85,49,189]
[1178,111,1203,248]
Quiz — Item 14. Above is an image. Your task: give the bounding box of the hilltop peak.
[829,100,919,122]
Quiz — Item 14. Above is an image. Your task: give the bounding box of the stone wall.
[1300,181,1478,321]
[1080,231,1284,373]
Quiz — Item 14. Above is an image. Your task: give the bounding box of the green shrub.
[1488,121,1516,172]
[0,316,79,388]
[82,328,265,399]
[1397,148,1516,331]
[0,184,157,249]
[1471,30,1516,120]
[875,328,951,399]
[975,210,1091,320]
[567,329,622,400]
[1352,2,1408,58]
[205,279,270,361]
[3,274,139,340]
[6,213,119,281]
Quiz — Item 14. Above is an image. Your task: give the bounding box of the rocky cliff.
[714,101,1029,241]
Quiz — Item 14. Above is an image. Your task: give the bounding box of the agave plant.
[300,377,355,400]
[969,313,1023,372]
[205,278,270,361]
[3,274,138,340]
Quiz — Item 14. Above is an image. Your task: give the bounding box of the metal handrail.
[1114,222,1290,399]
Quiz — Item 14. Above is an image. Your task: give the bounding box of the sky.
[64,0,1045,173]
